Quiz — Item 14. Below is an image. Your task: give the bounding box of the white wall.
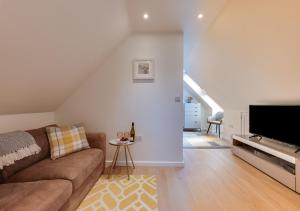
[183,86,198,104]
[0,112,55,133]
[56,33,184,165]
[186,0,300,140]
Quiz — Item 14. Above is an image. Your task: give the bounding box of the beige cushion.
[0,180,72,211]
[46,125,90,160]
[8,148,103,191]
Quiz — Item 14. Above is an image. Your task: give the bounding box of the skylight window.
[183,73,223,115]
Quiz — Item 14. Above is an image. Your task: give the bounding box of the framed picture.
[133,59,154,80]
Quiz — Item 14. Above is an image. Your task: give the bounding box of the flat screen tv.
[249,105,300,146]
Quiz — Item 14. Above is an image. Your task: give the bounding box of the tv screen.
[249,105,300,146]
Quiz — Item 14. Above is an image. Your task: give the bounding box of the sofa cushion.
[46,125,90,160]
[8,148,103,190]
[0,180,72,211]
[1,126,54,181]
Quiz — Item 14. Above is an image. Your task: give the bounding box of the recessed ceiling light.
[143,13,149,20]
[198,13,204,19]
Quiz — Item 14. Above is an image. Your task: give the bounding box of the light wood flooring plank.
[105,149,300,211]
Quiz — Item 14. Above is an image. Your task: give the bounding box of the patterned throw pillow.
[46,125,90,160]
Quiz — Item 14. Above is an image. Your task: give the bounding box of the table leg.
[107,146,120,179]
[124,146,130,180]
[113,146,120,169]
[126,145,135,169]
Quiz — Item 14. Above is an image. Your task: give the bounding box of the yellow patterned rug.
[77,175,158,211]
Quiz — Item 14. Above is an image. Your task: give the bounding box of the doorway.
[183,73,229,149]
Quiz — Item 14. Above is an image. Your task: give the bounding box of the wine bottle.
[130,122,135,142]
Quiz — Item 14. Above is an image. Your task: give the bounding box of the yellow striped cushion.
[46,125,90,160]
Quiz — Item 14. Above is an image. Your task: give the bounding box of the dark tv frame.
[249,105,300,153]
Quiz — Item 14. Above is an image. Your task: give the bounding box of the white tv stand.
[232,135,300,193]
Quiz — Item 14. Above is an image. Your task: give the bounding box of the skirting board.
[105,160,185,168]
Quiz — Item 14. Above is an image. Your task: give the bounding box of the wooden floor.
[106,149,300,211]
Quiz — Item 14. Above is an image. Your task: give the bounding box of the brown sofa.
[0,126,106,211]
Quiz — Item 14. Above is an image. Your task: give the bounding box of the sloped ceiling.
[0,0,130,114]
[188,0,300,110]
[0,0,226,114]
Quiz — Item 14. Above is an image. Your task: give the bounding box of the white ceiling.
[126,0,227,33]
[0,0,226,114]
[126,0,183,32]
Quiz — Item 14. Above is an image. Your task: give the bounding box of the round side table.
[107,139,135,180]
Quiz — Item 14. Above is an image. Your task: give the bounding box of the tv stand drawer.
[232,146,296,190]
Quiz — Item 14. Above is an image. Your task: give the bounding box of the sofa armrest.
[86,133,106,166]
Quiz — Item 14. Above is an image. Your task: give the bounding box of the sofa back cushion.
[0,126,53,181]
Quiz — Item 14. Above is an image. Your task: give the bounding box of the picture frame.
[133,59,154,80]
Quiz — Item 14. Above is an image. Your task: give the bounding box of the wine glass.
[117,132,123,140]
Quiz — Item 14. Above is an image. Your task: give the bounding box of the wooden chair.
[206,112,224,138]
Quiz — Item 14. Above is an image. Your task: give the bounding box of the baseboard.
[105,160,185,168]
